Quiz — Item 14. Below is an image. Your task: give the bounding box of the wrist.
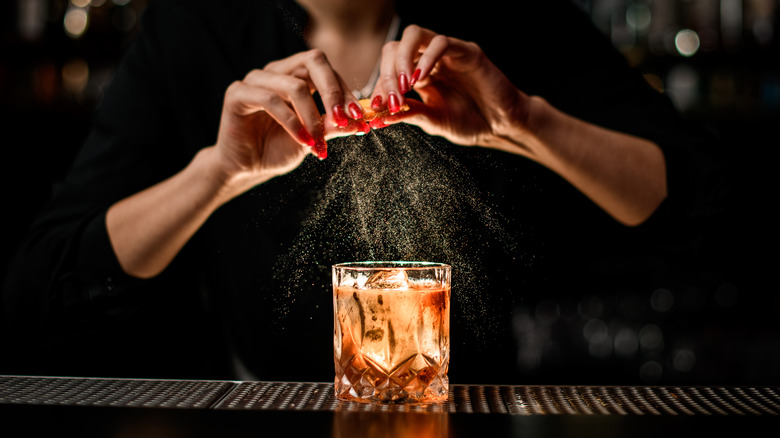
[190,146,257,205]
[483,93,551,161]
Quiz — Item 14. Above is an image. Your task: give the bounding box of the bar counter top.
[1,375,777,437]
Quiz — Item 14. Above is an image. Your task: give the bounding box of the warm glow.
[643,73,664,93]
[70,0,91,8]
[62,58,90,95]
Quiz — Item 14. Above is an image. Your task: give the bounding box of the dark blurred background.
[1,0,778,385]
[1,0,149,275]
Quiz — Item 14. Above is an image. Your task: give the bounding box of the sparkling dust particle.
[269,124,526,342]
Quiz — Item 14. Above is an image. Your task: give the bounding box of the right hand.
[213,49,370,193]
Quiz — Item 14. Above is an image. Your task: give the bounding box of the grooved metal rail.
[1,376,778,415]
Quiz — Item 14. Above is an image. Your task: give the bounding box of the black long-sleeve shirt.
[2,0,723,382]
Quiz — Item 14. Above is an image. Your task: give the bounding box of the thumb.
[371,98,439,130]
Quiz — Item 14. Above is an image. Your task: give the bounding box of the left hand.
[368,25,668,227]
[369,25,531,152]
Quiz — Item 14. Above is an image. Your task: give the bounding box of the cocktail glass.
[332,261,451,404]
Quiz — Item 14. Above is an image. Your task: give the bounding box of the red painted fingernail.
[371,95,383,110]
[313,138,327,160]
[298,127,316,147]
[399,73,409,94]
[388,93,401,113]
[356,120,371,135]
[410,68,421,87]
[369,118,388,129]
[333,104,349,127]
[347,102,363,120]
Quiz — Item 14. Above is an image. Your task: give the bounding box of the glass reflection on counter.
[332,411,450,438]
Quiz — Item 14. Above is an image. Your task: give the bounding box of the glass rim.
[332,261,450,270]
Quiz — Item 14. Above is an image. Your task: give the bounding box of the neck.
[296,0,395,38]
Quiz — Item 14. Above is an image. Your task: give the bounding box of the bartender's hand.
[214,49,370,194]
[371,25,667,227]
[368,25,531,153]
[108,49,370,279]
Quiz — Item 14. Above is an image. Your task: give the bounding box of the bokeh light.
[18,0,47,41]
[639,360,663,383]
[614,327,639,358]
[578,295,605,318]
[583,318,608,343]
[675,29,701,57]
[63,7,89,39]
[673,349,696,372]
[639,324,664,351]
[650,288,674,313]
[62,58,89,96]
[626,2,652,35]
[666,64,700,111]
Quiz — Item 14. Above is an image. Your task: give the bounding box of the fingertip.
[399,72,410,94]
[370,95,383,110]
[332,104,349,128]
[369,118,388,129]
[347,101,363,120]
[358,120,371,135]
[388,92,401,114]
[297,127,316,148]
[410,68,421,87]
[313,138,327,160]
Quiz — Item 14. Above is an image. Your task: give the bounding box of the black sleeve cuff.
[76,209,136,301]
